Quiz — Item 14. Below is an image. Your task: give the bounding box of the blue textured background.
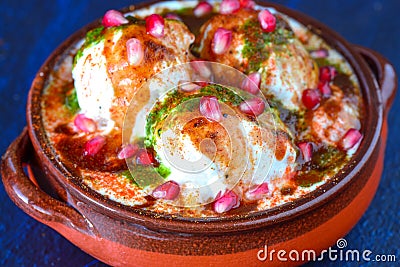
[0,1,398,266]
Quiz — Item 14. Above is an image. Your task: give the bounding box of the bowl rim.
[27,0,383,234]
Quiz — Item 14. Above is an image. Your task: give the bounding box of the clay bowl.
[1,1,397,266]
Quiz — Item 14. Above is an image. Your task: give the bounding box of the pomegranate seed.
[146,14,165,38]
[245,183,270,201]
[193,1,213,17]
[298,142,313,162]
[241,72,261,95]
[178,80,202,92]
[84,136,106,156]
[126,38,144,66]
[318,81,332,97]
[102,10,128,27]
[302,89,321,110]
[258,9,276,33]
[220,0,240,14]
[199,96,223,122]
[341,129,363,150]
[196,81,209,87]
[310,49,329,58]
[117,144,139,160]
[319,66,331,82]
[191,60,212,79]
[74,114,97,133]
[239,0,256,9]
[152,181,180,200]
[211,28,232,55]
[329,66,338,80]
[165,13,182,21]
[136,149,156,165]
[239,97,265,116]
[213,190,240,213]
[319,66,337,82]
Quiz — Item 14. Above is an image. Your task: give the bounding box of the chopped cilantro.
[155,163,171,178]
[295,146,347,187]
[65,88,80,114]
[174,7,192,15]
[73,26,105,66]
[85,26,104,46]
[241,17,294,73]
[120,170,138,186]
[120,165,168,187]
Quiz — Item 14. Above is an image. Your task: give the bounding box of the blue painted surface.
[0,1,398,266]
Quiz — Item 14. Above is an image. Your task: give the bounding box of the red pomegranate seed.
[126,38,144,66]
[74,114,97,133]
[220,0,240,14]
[193,1,213,17]
[258,9,276,33]
[152,181,180,200]
[319,66,331,82]
[146,14,165,38]
[341,129,363,150]
[241,72,261,95]
[329,66,338,80]
[245,183,270,201]
[310,49,329,58]
[136,149,156,165]
[191,60,212,79]
[302,89,321,110]
[178,80,202,92]
[84,136,106,156]
[196,81,209,87]
[165,13,182,21]
[319,66,338,83]
[211,28,232,55]
[213,190,240,213]
[318,81,332,97]
[239,97,265,116]
[298,142,313,162]
[199,96,223,122]
[102,10,128,27]
[239,0,256,9]
[117,144,139,160]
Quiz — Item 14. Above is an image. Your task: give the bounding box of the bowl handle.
[1,128,96,236]
[354,45,398,115]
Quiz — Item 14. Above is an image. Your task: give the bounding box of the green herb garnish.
[295,146,347,187]
[85,26,104,46]
[73,26,105,66]
[120,170,138,186]
[120,165,168,187]
[155,163,171,179]
[65,88,80,114]
[241,17,294,72]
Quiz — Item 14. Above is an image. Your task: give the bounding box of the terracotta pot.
[1,1,397,266]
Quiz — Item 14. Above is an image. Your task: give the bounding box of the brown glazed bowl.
[1,1,397,266]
